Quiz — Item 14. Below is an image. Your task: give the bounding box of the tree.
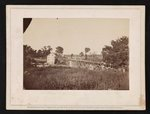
[55,46,64,54]
[41,45,52,57]
[23,45,35,68]
[101,36,129,69]
[79,52,84,57]
[37,49,43,57]
[71,53,74,58]
[55,46,64,64]
[84,47,90,59]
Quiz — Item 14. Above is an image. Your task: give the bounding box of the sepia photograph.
[23,18,129,90]
[6,5,145,110]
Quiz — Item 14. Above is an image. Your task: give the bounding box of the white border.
[6,5,145,110]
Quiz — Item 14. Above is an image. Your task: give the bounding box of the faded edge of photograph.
[23,18,129,90]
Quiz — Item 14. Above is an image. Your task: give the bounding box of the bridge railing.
[67,59,107,71]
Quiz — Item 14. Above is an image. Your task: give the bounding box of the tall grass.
[24,66,129,90]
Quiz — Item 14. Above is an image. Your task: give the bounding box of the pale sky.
[23,18,129,55]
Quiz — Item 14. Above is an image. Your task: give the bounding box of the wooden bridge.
[67,59,126,72]
[33,57,126,72]
[68,59,108,71]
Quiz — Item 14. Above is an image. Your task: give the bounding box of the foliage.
[85,47,90,59]
[85,47,90,53]
[24,45,52,68]
[55,46,64,54]
[40,46,52,57]
[79,52,84,57]
[71,53,74,58]
[24,45,36,68]
[101,36,129,69]
[55,46,64,64]
[37,46,52,57]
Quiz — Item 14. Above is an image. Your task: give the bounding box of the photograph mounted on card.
[6,5,145,110]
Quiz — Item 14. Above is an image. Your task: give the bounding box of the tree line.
[24,36,129,70]
[78,36,128,70]
[24,45,64,68]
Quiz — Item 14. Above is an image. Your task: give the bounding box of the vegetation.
[101,36,129,69]
[55,46,64,64]
[85,47,90,59]
[23,45,52,69]
[79,52,84,57]
[23,36,129,90]
[24,66,129,90]
[55,46,64,54]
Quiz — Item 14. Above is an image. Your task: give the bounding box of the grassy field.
[24,66,129,90]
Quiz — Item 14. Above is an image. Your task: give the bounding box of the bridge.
[34,57,126,72]
[67,59,126,72]
[68,59,108,71]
